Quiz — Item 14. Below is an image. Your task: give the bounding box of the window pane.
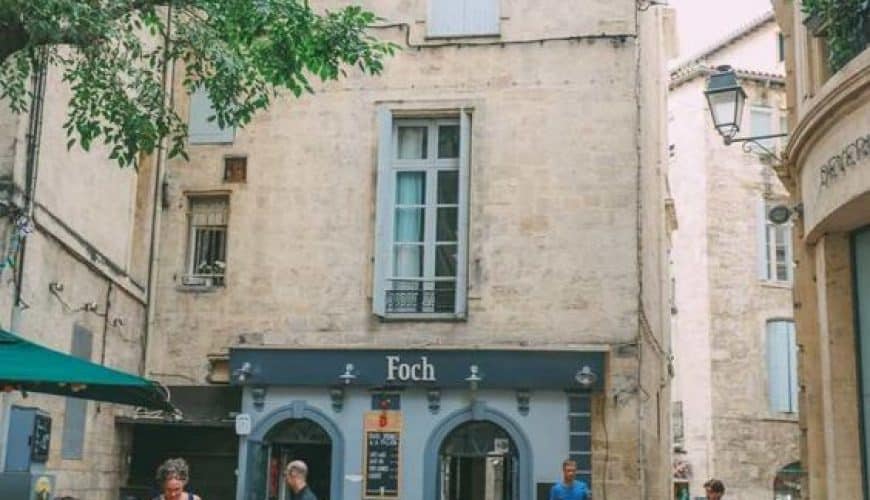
[396,171,426,204]
[569,396,591,414]
[398,127,427,159]
[434,281,455,313]
[438,170,459,204]
[570,434,591,451]
[393,245,423,277]
[569,416,591,433]
[436,244,457,277]
[437,207,458,242]
[438,125,460,158]
[395,208,424,242]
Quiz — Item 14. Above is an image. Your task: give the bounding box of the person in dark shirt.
[285,460,318,500]
[549,459,590,500]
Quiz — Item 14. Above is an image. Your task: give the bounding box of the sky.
[667,0,773,60]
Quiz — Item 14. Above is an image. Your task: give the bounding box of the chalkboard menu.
[364,431,399,497]
[362,411,402,499]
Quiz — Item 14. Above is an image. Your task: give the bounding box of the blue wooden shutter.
[188,87,235,144]
[428,0,499,37]
[787,321,798,412]
[464,0,500,35]
[757,200,770,279]
[372,107,393,316]
[62,325,93,459]
[767,320,794,413]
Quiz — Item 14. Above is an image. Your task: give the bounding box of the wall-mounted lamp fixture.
[339,363,357,385]
[516,390,531,416]
[768,203,803,225]
[330,387,345,413]
[251,386,266,411]
[575,366,598,389]
[704,65,788,163]
[465,365,482,391]
[234,362,253,384]
[427,388,441,414]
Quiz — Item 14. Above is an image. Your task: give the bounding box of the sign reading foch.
[385,355,436,382]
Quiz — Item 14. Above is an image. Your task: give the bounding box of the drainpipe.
[141,3,174,376]
[0,48,47,473]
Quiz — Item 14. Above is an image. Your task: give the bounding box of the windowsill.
[762,413,799,423]
[760,280,793,289]
[377,312,467,322]
[176,285,224,294]
[424,33,501,41]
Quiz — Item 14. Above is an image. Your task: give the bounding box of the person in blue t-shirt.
[549,459,590,500]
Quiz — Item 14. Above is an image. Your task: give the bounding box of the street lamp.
[704,65,788,158]
[704,65,746,144]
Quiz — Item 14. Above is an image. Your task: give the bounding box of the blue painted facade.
[231,349,601,500]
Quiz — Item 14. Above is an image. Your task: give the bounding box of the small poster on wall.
[362,410,402,499]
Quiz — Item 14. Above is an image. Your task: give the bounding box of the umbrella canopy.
[0,329,173,411]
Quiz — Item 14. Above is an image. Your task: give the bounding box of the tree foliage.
[0,0,396,167]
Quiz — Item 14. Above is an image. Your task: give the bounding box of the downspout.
[634,5,647,500]
[141,3,174,376]
[13,50,47,316]
[1,47,47,474]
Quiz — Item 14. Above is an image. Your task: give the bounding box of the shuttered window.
[372,110,470,318]
[766,320,798,413]
[428,0,500,37]
[188,87,235,144]
[750,107,775,152]
[187,196,229,286]
[62,325,92,459]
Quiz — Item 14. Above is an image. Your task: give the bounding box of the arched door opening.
[262,419,332,500]
[774,461,802,499]
[438,421,519,500]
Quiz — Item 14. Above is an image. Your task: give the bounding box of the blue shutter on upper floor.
[62,325,93,459]
[767,320,796,413]
[428,0,499,37]
[188,87,235,144]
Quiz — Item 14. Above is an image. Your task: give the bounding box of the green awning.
[0,329,173,411]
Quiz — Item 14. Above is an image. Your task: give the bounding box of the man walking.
[285,460,318,500]
[549,459,590,500]
[704,479,725,499]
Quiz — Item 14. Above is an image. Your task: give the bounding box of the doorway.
[438,421,518,500]
[264,419,332,500]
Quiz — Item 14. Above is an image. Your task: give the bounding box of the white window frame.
[757,200,794,283]
[186,195,229,287]
[427,0,500,38]
[749,106,775,153]
[188,87,236,144]
[766,319,798,414]
[372,108,471,319]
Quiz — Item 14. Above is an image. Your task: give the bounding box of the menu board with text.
[362,411,402,499]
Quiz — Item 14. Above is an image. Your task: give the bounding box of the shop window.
[61,325,92,459]
[439,421,517,500]
[567,394,592,486]
[758,200,793,283]
[372,112,470,318]
[766,320,798,413]
[185,195,229,287]
[852,228,870,495]
[189,87,235,144]
[428,0,500,37]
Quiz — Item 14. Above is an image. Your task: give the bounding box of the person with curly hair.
[154,458,201,500]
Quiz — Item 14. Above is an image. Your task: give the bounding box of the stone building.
[668,12,802,499]
[128,1,678,500]
[0,63,155,498]
[769,1,870,498]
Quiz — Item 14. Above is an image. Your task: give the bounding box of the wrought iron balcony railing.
[385,288,456,314]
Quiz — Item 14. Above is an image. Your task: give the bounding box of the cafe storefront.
[228,348,605,500]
